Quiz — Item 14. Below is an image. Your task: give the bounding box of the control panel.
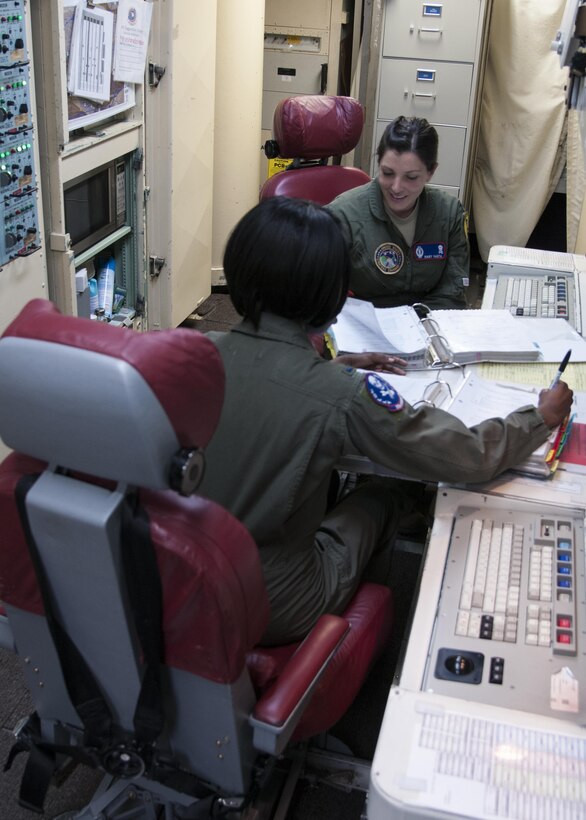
[0,0,40,266]
[423,503,586,724]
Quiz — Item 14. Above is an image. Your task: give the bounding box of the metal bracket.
[148,62,166,88]
[133,148,144,171]
[149,255,165,278]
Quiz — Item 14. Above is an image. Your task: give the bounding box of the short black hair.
[223,196,350,329]
[377,116,438,172]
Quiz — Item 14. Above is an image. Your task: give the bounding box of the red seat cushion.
[246,582,393,740]
[259,165,370,206]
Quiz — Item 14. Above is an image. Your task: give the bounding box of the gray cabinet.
[370,0,492,208]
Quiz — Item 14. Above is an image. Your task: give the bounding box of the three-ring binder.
[331,298,544,371]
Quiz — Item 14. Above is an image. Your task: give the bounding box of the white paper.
[446,374,540,427]
[514,317,586,362]
[113,0,153,84]
[332,299,430,360]
[68,2,114,102]
[64,2,136,131]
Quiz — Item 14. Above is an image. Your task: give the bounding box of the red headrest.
[1,299,224,452]
[273,95,365,160]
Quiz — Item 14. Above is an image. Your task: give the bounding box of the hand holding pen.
[538,350,573,429]
[549,349,572,389]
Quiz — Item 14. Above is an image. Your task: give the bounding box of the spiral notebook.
[330,299,544,369]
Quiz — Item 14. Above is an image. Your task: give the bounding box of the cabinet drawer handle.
[418,27,443,34]
[411,92,437,99]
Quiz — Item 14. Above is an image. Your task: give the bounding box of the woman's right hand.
[537,381,574,428]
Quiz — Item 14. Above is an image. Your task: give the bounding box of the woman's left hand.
[334,352,408,375]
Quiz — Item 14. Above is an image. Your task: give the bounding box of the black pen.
[549,349,571,389]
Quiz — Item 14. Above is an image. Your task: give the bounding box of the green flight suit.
[327,180,469,309]
[200,313,550,645]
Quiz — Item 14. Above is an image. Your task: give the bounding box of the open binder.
[374,370,571,479]
[330,299,547,369]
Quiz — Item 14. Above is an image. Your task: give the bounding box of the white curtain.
[472,0,569,261]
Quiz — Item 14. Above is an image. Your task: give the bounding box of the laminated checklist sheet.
[369,689,586,820]
[330,298,586,370]
[67,3,114,103]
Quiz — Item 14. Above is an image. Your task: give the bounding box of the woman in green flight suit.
[327,116,469,310]
[198,197,572,646]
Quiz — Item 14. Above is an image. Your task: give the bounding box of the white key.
[455,611,470,636]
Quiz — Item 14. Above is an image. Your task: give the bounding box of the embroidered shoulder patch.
[364,372,404,412]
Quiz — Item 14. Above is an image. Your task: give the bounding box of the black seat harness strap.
[5,474,166,813]
[119,495,165,746]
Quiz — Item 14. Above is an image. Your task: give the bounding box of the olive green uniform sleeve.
[344,379,551,485]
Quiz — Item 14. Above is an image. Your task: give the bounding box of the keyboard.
[454,515,576,655]
[422,505,586,719]
[493,274,572,319]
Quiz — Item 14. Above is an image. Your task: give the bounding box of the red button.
[557,632,572,644]
[557,616,572,629]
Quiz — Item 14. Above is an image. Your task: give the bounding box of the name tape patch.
[413,242,447,261]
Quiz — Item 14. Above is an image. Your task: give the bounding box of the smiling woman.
[327,116,470,310]
[377,120,437,218]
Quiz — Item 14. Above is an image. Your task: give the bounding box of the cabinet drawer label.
[416,69,436,82]
[422,4,442,16]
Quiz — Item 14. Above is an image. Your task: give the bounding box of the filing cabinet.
[370,0,493,209]
[260,0,346,186]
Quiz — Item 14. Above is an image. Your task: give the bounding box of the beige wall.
[212,0,266,287]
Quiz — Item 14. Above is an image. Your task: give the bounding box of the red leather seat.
[260,94,371,205]
[0,299,393,818]
[247,582,392,740]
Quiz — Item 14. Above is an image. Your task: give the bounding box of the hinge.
[149,255,165,278]
[148,63,166,88]
[133,148,144,171]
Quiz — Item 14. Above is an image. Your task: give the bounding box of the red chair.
[260,94,371,205]
[0,299,393,818]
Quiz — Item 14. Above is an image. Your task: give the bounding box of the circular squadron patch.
[374,242,404,275]
[364,372,404,412]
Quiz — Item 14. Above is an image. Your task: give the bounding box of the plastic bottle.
[97,257,116,319]
[88,277,99,314]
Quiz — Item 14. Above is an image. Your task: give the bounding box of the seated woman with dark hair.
[327,115,469,310]
[198,196,572,646]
